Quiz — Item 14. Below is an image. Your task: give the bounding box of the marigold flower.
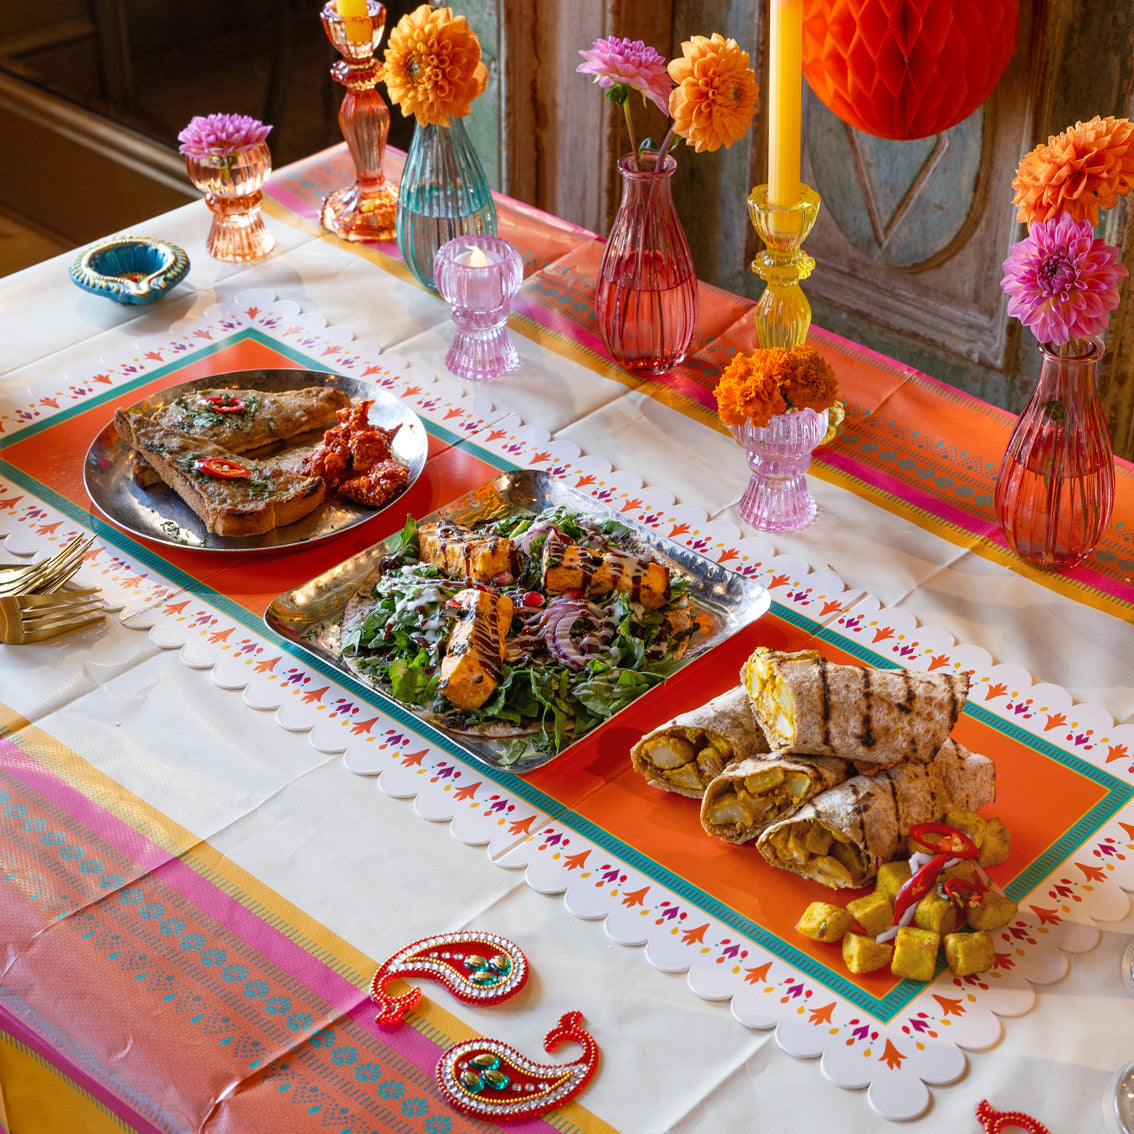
[714,345,838,429]
[577,37,673,116]
[1012,115,1134,227]
[383,4,488,127]
[178,113,271,157]
[668,34,759,153]
[1001,212,1127,345]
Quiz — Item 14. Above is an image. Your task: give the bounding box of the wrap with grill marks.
[699,751,851,844]
[630,685,769,799]
[741,648,969,766]
[755,739,996,889]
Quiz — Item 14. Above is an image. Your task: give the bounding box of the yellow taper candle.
[768,0,803,208]
[337,0,370,45]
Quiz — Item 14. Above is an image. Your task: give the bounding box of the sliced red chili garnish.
[943,877,988,910]
[203,394,246,414]
[908,822,978,859]
[194,457,251,479]
[892,854,947,923]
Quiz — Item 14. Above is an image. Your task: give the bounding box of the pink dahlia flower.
[1001,212,1127,345]
[178,113,272,157]
[577,37,673,115]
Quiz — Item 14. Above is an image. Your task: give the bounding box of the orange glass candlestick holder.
[320,0,398,242]
[747,183,820,348]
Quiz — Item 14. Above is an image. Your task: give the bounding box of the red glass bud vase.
[595,153,699,375]
[994,336,1115,570]
[185,142,275,262]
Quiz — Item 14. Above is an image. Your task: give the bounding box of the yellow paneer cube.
[842,932,893,974]
[944,930,996,976]
[437,588,514,710]
[914,891,958,936]
[977,817,1012,867]
[846,891,894,938]
[875,860,912,903]
[795,902,853,943]
[891,927,940,982]
[964,889,1018,932]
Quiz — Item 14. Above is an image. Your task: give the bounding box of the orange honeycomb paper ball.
[802,0,1019,140]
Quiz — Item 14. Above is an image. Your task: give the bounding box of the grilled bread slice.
[148,386,350,453]
[115,409,326,537]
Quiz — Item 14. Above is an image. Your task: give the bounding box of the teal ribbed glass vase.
[395,118,497,290]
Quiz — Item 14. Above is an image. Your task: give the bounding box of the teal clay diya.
[69,237,190,304]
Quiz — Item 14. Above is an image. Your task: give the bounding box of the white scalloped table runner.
[4,290,1134,1123]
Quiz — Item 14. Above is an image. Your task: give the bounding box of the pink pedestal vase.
[732,407,828,532]
[595,152,699,376]
[185,142,275,263]
[994,336,1115,570]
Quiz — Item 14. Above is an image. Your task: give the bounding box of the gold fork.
[0,536,94,598]
[0,588,105,644]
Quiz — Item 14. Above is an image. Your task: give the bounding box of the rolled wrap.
[755,739,996,889]
[631,685,770,799]
[741,647,970,766]
[699,751,851,844]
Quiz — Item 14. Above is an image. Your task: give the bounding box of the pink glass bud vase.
[185,142,275,262]
[994,335,1115,570]
[595,152,699,375]
[732,407,828,532]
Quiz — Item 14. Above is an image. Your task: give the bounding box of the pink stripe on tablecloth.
[1,737,565,1133]
[0,1003,165,1134]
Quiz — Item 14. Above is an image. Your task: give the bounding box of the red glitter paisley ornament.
[369,931,528,1028]
[976,1099,1051,1134]
[436,1010,599,1122]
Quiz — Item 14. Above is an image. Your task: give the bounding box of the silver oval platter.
[84,368,428,552]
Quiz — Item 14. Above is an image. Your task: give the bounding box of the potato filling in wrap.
[741,647,970,766]
[630,685,769,798]
[700,751,851,844]
[755,740,995,889]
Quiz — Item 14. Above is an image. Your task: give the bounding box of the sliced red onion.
[544,599,605,670]
[876,926,899,944]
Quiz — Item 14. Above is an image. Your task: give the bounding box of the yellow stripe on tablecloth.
[3,719,618,1134]
[0,1032,137,1134]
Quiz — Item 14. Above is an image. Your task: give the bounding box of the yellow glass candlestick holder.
[320,0,398,242]
[747,183,820,349]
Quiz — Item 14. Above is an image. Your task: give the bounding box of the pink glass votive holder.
[434,235,523,381]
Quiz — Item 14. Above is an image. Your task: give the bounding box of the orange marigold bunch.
[383,4,488,127]
[1012,115,1134,227]
[714,345,838,429]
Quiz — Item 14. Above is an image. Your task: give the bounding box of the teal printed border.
[4,329,1129,1023]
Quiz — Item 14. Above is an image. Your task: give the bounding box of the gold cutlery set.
[0,536,104,644]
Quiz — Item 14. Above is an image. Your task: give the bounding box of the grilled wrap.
[631,685,769,798]
[741,647,969,766]
[755,739,996,889]
[699,751,851,844]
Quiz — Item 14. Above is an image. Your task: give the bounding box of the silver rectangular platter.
[265,469,771,773]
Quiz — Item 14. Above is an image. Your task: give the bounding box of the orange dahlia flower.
[667,34,759,153]
[1012,115,1134,227]
[383,4,488,127]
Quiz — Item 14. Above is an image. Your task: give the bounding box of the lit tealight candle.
[336,0,371,46]
[456,245,494,269]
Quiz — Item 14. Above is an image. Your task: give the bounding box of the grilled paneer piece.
[153,386,350,453]
[541,531,669,609]
[438,588,514,710]
[115,410,325,537]
[419,521,515,584]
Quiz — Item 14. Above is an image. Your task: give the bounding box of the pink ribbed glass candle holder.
[434,235,523,381]
[184,142,275,262]
[732,407,828,531]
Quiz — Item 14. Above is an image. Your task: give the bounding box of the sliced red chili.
[203,394,246,414]
[893,854,947,922]
[908,822,978,859]
[943,877,988,910]
[194,457,251,479]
